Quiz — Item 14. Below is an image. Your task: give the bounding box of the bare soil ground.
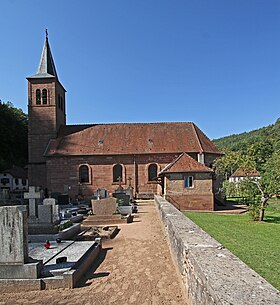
[0,200,188,305]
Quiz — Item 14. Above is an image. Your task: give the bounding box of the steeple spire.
[29,30,58,79]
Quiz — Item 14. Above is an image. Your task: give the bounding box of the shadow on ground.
[264,216,280,224]
[76,247,113,288]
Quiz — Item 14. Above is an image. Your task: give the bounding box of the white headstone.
[43,198,60,223]
[0,206,28,264]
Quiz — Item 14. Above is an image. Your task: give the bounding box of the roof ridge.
[65,121,194,127]
[192,123,203,153]
[159,153,185,173]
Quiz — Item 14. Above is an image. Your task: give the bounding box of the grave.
[92,188,108,200]
[82,197,133,227]
[60,206,84,223]
[112,181,138,214]
[57,194,70,205]
[23,187,82,240]
[23,186,42,222]
[0,206,42,279]
[76,226,119,241]
[43,198,60,224]
[0,206,102,292]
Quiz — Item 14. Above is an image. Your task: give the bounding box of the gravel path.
[0,200,188,305]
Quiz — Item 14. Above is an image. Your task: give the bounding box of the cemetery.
[0,183,139,292]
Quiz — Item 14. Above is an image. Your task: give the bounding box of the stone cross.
[24,186,42,218]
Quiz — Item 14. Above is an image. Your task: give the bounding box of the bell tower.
[27,30,66,188]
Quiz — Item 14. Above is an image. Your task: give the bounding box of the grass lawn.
[184,201,280,291]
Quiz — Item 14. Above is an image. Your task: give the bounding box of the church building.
[27,34,222,210]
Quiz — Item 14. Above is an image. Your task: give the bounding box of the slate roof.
[27,36,58,79]
[230,168,260,178]
[45,122,222,156]
[159,153,213,174]
[1,166,28,179]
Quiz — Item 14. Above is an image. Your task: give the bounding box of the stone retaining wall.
[154,195,280,305]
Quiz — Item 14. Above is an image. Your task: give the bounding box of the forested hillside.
[212,118,280,176]
[213,118,280,154]
[0,101,28,171]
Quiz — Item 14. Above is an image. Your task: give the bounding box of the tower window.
[42,89,47,104]
[113,164,123,182]
[36,89,41,105]
[148,163,158,181]
[79,165,90,183]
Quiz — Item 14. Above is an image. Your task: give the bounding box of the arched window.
[42,89,47,104]
[36,89,41,105]
[79,165,89,183]
[148,163,158,181]
[113,164,123,182]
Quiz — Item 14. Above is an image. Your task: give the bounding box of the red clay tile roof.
[159,153,213,173]
[230,168,260,178]
[45,122,221,156]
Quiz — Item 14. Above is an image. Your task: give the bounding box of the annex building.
[27,34,222,210]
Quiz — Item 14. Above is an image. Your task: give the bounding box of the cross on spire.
[45,28,48,39]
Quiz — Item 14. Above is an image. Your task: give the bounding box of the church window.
[15,178,19,185]
[42,89,48,104]
[113,164,123,182]
[79,165,90,183]
[184,176,194,188]
[36,89,41,105]
[148,163,158,181]
[22,179,27,186]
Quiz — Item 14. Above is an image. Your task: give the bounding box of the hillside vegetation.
[0,101,28,171]
[213,118,280,177]
[213,119,280,221]
[213,118,280,154]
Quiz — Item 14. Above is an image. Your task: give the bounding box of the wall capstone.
[155,195,280,305]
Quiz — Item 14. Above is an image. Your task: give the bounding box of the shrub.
[248,202,261,221]
[59,220,73,231]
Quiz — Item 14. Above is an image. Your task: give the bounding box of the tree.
[0,101,28,171]
[239,151,280,221]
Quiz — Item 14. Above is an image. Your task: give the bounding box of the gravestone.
[0,206,28,264]
[113,193,130,206]
[0,206,42,279]
[43,198,60,224]
[38,205,53,223]
[0,189,10,200]
[93,188,108,200]
[91,197,117,215]
[58,194,69,205]
[24,186,42,221]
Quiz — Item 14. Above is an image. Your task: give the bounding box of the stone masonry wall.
[154,195,280,305]
[164,172,214,210]
[46,153,178,198]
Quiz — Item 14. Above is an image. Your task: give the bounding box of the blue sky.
[0,0,279,139]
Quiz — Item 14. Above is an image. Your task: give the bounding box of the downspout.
[133,155,138,196]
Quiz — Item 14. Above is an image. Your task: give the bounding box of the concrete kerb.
[154,195,280,305]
